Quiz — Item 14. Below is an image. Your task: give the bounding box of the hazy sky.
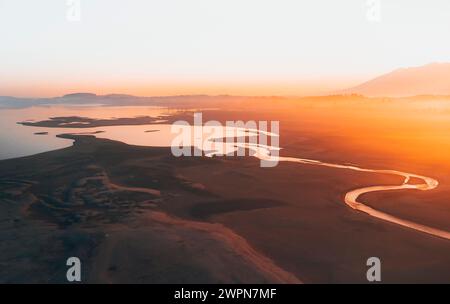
[1,0,450,97]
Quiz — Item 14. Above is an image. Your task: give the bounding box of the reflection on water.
[0,105,279,161]
[0,105,175,160]
[1,105,448,240]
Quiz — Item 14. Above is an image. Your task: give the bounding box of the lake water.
[0,105,174,160]
[0,105,278,161]
[2,106,448,240]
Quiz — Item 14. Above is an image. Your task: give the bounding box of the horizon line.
[3,92,450,100]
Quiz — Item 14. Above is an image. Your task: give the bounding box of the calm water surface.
[0,105,274,160]
[0,105,175,160]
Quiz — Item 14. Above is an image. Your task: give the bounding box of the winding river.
[252,149,450,241]
[2,105,449,241]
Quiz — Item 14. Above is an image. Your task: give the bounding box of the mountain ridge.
[342,62,450,97]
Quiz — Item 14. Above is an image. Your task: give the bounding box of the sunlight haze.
[1,0,450,97]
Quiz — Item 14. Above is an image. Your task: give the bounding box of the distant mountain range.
[2,62,450,107]
[0,94,253,109]
[342,63,450,97]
